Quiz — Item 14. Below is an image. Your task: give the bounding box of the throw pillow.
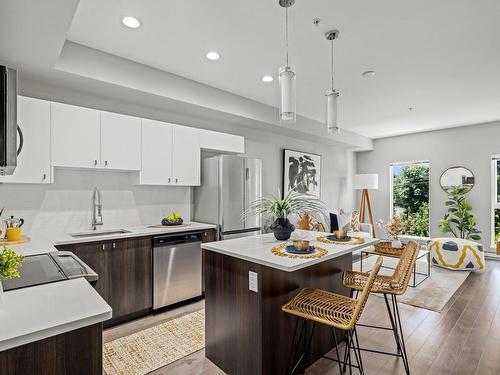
[350,211,361,232]
[329,212,340,232]
[338,209,353,232]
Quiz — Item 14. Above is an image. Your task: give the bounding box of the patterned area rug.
[354,256,471,312]
[103,310,205,375]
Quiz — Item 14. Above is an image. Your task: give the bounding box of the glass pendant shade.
[279,65,296,123]
[326,89,339,133]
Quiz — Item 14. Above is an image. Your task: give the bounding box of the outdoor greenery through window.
[391,161,430,237]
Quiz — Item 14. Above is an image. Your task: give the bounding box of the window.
[491,157,500,247]
[390,161,430,237]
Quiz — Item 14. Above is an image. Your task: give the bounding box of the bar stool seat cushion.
[427,238,485,271]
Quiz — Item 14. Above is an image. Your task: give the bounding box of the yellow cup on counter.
[6,227,22,242]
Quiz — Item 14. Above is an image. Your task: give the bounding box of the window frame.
[389,160,431,238]
[491,156,500,248]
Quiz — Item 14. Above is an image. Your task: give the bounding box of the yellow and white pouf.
[427,238,485,271]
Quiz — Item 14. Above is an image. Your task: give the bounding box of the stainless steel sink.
[69,229,132,238]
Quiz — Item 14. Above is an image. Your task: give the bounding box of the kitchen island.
[202,230,378,375]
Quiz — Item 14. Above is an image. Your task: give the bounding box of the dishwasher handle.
[153,231,202,247]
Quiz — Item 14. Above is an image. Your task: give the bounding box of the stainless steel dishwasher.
[153,231,202,310]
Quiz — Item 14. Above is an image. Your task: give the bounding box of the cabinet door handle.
[168,178,171,183]
[94,160,98,167]
[175,178,178,183]
[42,173,46,181]
[112,242,116,249]
[102,244,105,250]
[105,160,108,167]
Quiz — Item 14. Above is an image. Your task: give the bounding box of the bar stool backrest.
[390,241,420,294]
[349,256,383,329]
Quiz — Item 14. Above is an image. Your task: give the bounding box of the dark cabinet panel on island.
[201,228,216,294]
[56,237,152,327]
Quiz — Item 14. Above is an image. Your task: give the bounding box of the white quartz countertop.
[10,221,216,256]
[201,229,379,272]
[0,278,111,351]
[1,221,215,351]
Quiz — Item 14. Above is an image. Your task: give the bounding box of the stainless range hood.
[0,66,21,175]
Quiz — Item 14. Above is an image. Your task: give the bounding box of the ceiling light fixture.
[278,0,296,123]
[262,75,274,83]
[121,16,141,29]
[206,51,220,61]
[325,30,340,134]
[362,70,376,77]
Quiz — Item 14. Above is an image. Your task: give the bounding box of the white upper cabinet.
[51,102,100,168]
[172,125,200,186]
[100,111,141,170]
[0,96,51,184]
[198,129,244,153]
[141,119,173,185]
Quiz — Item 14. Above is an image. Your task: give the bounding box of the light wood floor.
[104,260,500,375]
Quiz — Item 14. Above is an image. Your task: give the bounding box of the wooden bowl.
[333,230,348,239]
[293,240,310,251]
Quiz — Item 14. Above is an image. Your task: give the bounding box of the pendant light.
[325,30,340,134]
[278,0,296,123]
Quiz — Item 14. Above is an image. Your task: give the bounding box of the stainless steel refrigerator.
[194,155,262,240]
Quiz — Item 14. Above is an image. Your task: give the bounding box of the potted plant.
[0,246,24,304]
[244,190,325,241]
[377,217,406,248]
[439,185,481,241]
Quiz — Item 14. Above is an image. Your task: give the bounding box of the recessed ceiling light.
[122,16,141,29]
[206,51,220,61]
[262,75,274,83]
[362,70,376,77]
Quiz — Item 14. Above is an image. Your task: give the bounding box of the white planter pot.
[391,240,403,249]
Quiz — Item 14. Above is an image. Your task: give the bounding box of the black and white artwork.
[283,149,321,198]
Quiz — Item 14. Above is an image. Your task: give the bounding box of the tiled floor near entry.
[104,260,500,375]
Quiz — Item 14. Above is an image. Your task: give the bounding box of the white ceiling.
[65,0,500,138]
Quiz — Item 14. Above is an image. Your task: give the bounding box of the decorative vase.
[270,218,295,241]
[391,239,403,249]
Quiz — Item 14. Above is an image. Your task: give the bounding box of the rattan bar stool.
[343,241,420,375]
[282,256,383,375]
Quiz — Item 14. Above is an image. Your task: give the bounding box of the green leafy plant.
[243,190,325,220]
[439,185,481,241]
[0,246,24,279]
[393,163,430,237]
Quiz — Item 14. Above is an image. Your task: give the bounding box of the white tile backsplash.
[0,168,191,238]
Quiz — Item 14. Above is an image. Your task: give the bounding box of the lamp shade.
[353,174,379,190]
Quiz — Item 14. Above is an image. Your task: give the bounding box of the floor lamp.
[353,174,378,238]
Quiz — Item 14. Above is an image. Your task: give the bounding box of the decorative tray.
[148,224,191,228]
[316,236,365,245]
[373,241,406,256]
[285,245,316,255]
[272,243,328,259]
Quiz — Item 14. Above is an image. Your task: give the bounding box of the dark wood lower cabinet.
[0,323,102,375]
[57,236,152,327]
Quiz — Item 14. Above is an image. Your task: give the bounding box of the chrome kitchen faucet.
[91,186,103,229]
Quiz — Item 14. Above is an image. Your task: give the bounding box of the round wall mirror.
[440,166,475,193]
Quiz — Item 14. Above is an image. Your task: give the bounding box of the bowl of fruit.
[161,211,184,226]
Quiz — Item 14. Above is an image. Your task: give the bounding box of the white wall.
[356,121,500,249]
[0,168,191,238]
[0,79,355,239]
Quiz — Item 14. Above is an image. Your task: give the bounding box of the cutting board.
[0,235,31,246]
